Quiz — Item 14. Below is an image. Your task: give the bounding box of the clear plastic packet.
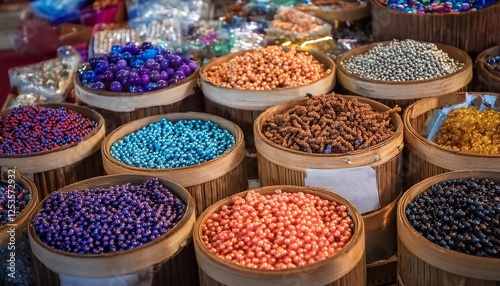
[30,0,90,24]
[243,0,307,22]
[425,93,498,141]
[8,46,81,104]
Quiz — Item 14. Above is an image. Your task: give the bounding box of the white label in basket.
[305,167,380,213]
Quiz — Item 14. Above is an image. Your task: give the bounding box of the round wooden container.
[371,0,500,57]
[201,48,336,149]
[0,104,105,199]
[194,185,366,286]
[74,66,203,133]
[28,174,196,286]
[0,173,39,249]
[295,2,371,23]
[398,171,500,285]
[254,94,404,264]
[475,45,500,92]
[403,92,500,190]
[102,112,248,217]
[336,41,473,111]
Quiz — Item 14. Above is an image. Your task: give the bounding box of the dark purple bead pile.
[33,178,186,254]
[80,42,199,93]
[406,178,500,258]
[0,183,31,226]
[0,106,97,155]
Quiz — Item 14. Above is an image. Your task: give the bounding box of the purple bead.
[159,59,169,70]
[151,63,161,71]
[175,70,186,80]
[167,54,183,68]
[89,57,99,69]
[94,74,104,82]
[135,85,145,93]
[160,70,169,80]
[141,42,154,50]
[145,82,157,91]
[89,81,106,90]
[166,68,175,77]
[109,63,119,73]
[155,55,164,62]
[150,70,161,82]
[141,74,150,85]
[110,81,123,92]
[145,59,156,69]
[110,53,122,63]
[117,59,128,69]
[188,61,198,72]
[103,70,115,82]
[127,43,139,55]
[181,56,191,64]
[129,73,142,86]
[94,61,109,74]
[116,69,130,81]
[178,64,192,77]
[156,80,169,89]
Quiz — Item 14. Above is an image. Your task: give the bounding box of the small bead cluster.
[110,119,235,169]
[487,55,500,73]
[406,178,499,257]
[262,94,401,153]
[434,107,500,155]
[0,106,97,155]
[203,46,328,90]
[379,0,496,13]
[80,42,198,93]
[271,8,320,33]
[33,178,186,254]
[0,183,31,226]
[202,190,354,270]
[340,39,464,81]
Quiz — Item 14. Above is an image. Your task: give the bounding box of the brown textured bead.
[262,94,401,153]
[203,46,328,90]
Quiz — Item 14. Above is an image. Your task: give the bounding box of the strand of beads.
[262,94,401,153]
[33,178,186,254]
[0,106,97,155]
[0,183,31,226]
[110,119,235,169]
[406,178,499,257]
[202,190,354,270]
[340,39,464,81]
[434,107,500,155]
[379,0,497,13]
[80,42,198,93]
[203,46,327,90]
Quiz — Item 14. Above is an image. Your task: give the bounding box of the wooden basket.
[194,185,366,286]
[336,41,473,111]
[403,92,500,190]
[201,48,336,149]
[102,112,248,217]
[74,66,203,133]
[28,174,196,286]
[295,2,371,23]
[475,45,500,92]
[398,170,500,285]
[0,103,105,199]
[370,0,500,57]
[0,172,39,249]
[254,94,403,264]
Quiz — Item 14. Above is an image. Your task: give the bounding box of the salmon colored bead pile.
[434,107,500,155]
[201,190,354,270]
[203,46,327,90]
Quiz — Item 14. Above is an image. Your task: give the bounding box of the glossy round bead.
[0,182,31,226]
[89,81,106,90]
[110,81,123,92]
[33,178,186,254]
[110,119,235,169]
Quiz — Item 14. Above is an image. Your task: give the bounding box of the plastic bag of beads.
[264,7,334,53]
[242,0,308,21]
[79,0,125,26]
[30,0,90,24]
[8,46,81,104]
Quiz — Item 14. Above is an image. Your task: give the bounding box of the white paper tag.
[305,167,380,214]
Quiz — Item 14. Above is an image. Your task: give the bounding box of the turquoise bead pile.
[110,119,235,169]
[379,0,497,13]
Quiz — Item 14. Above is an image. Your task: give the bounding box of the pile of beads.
[33,178,186,254]
[262,94,400,153]
[340,39,464,81]
[203,46,328,90]
[270,8,321,33]
[0,183,31,226]
[406,177,499,257]
[110,119,235,168]
[434,107,500,155]
[0,106,97,155]
[80,42,198,93]
[201,189,354,269]
[379,0,497,13]
[487,55,500,73]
